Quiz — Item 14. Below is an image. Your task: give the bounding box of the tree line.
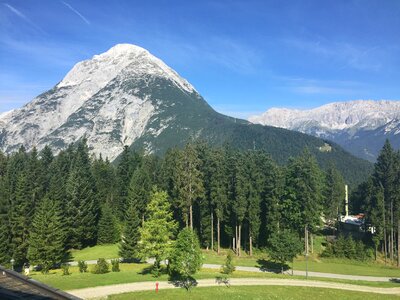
[0,138,360,268]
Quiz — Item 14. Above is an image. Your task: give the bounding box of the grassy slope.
[110,286,399,300]
[70,244,119,261]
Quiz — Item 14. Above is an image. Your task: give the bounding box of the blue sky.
[1,0,400,118]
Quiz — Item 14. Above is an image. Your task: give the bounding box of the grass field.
[70,244,119,261]
[68,241,400,278]
[109,285,400,300]
[29,263,400,291]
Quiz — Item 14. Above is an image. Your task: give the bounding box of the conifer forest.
[0,138,399,268]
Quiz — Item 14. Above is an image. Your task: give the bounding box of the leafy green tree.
[139,189,177,277]
[169,228,202,289]
[119,203,141,261]
[27,197,66,273]
[97,205,119,244]
[268,230,302,273]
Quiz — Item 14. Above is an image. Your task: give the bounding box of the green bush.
[321,235,371,261]
[61,263,70,275]
[91,258,109,274]
[111,259,120,272]
[78,260,88,273]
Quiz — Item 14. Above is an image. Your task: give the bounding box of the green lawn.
[69,243,400,278]
[109,285,400,300]
[70,244,119,261]
[202,249,400,277]
[30,264,400,291]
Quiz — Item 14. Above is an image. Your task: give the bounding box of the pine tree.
[10,172,32,265]
[66,139,98,248]
[119,203,141,261]
[323,163,345,220]
[97,205,119,244]
[127,165,151,223]
[177,143,204,229]
[27,197,66,273]
[139,189,177,276]
[0,163,10,264]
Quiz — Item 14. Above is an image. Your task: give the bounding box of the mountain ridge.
[249,100,400,161]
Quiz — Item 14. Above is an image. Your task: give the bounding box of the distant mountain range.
[249,100,400,162]
[0,44,371,184]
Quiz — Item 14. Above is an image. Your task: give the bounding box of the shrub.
[111,259,120,272]
[61,263,70,276]
[91,258,109,274]
[78,260,88,273]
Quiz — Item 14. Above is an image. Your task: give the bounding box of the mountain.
[0,44,371,185]
[249,100,400,162]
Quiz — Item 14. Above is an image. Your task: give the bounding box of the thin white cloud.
[3,3,44,33]
[283,37,382,71]
[61,1,90,25]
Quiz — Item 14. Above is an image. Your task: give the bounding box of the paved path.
[70,259,398,282]
[67,278,400,299]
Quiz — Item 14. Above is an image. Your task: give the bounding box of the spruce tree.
[27,197,66,273]
[323,163,345,220]
[66,139,98,248]
[119,203,141,261]
[127,165,151,223]
[177,143,204,229]
[97,205,119,244]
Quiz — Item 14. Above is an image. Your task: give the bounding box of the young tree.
[268,230,302,273]
[27,197,66,273]
[221,250,235,275]
[139,190,177,276]
[169,228,203,289]
[119,203,141,261]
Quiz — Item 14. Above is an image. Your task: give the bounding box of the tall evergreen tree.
[177,143,204,229]
[27,197,66,273]
[97,205,119,244]
[127,165,151,223]
[323,163,345,220]
[66,139,98,248]
[119,203,141,261]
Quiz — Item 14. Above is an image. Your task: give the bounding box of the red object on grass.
[156,282,159,293]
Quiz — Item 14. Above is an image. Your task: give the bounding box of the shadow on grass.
[257,259,289,273]
[389,278,400,283]
[215,276,231,287]
[168,273,198,291]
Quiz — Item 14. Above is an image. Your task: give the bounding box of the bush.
[61,263,70,276]
[111,259,120,272]
[78,260,88,273]
[321,235,371,261]
[91,258,109,274]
